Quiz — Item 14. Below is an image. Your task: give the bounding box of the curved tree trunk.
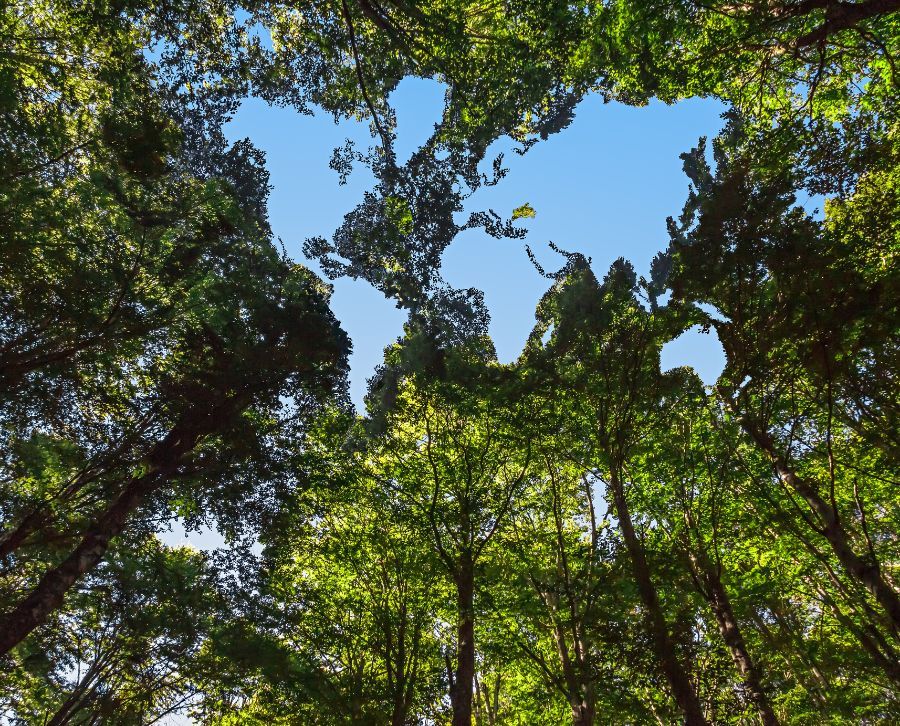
[687,547,779,726]
[0,468,164,655]
[0,407,225,655]
[743,421,900,632]
[793,0,900,48]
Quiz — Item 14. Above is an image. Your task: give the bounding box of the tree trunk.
[553,622,595,726]
[0,411,215,655]
[1,437,140,559]
[688,548,779,725]
[571,700,595,726]
[451,557,476,726]
[793,0,900,47]
[390,670,411,726]
[742,421,900,631]
[390,671,409,726]
[610,473,708,726]
[0,468,163,655]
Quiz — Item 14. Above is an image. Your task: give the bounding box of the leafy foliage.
[1,0,898,723]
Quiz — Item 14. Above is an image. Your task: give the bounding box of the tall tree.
[2,539,231,724]
[639,376,782,724]
[257,435,446,724]
[523,253,709,724]
[371,339,533,726]
[0,245,349,655]
[496,457,613,725]
[665,119,900,638]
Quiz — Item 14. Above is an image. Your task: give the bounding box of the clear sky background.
[225,79,729,406]
[160,81,729,551]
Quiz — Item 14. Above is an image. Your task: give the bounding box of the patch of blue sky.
[446,92,728,366]
[223,77,729,407]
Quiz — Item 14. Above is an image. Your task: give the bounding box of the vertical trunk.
[572,628,596,725]
[474,673,499,726]
[553,622,595,726]
[395,620,423,726]
[391,704,407,726]
[610,473,707,726]
[390,660,411,726]
[742,421,900,631]
[391,684,408,726]
[451,556,476,726]
[688,549,779,725]
[390,672,408,726]
[388,611,407,726]
[571,699,595,726]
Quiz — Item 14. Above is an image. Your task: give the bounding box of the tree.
[523,253,709,725]
[637,376,782,724]
[665,118,900,641]
[2,539,231,724]
[492,455,627,725]
[0,241,350,655]
[256,436,446,724]
[2,0,898,720]
[371,339,533,726]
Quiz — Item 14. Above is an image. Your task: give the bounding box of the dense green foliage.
[1,0,897,722]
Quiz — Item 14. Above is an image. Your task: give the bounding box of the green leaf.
[512,203,536,221]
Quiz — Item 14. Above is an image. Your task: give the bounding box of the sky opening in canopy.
[223,78,729,408]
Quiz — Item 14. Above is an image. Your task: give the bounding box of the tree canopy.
[1,0,898,722]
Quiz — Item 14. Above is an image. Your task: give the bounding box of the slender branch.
[340,0,392,152]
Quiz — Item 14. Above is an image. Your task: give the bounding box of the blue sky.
[224,79,728,406]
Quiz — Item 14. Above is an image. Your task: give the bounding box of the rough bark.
[610,472,708,726]
[0,472,163,655]
[451,557,476,726]
[390,706,408,726]
[687,547,779,726]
